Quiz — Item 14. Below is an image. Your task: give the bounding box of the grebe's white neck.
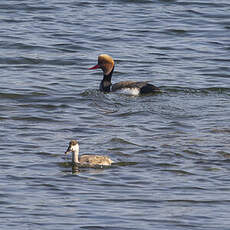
[65,140,80,164]
[72,144,80,164]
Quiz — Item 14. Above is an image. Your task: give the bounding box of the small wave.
[217,151,230,159]
[0,92,27,100]
[210,128,230,134]
[0,55,77,66]
[163,169,195,175]
[114,0,155,4]
[11,116,58,123]
[161,86,230,96]
[166,199,230,204]
[165,28,188,35]
[110,137,140,146]
[80,89,102,97]
[0,92,49,101]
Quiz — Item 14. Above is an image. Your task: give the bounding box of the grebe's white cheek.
[69,145,75,152]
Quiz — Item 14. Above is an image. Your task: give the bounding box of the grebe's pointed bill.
[89,64,100,70]
[65,146,71,155]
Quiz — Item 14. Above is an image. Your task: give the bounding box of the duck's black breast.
[111,81,160,95]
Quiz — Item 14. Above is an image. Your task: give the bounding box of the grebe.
[65,140,113,166]
[89,54,160,95]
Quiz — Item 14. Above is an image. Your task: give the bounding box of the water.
[1,0,230,229]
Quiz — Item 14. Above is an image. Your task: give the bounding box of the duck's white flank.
[116,87,140,96]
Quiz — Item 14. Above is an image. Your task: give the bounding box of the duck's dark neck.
[100,67,114,93]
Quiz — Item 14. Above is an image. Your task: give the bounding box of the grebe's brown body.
[65,140,113,166]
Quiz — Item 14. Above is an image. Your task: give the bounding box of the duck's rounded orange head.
[89,54,115,76]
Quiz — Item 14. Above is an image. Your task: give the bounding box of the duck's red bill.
[89,64,100,70]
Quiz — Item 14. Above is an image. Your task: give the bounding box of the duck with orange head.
[89,54,160,95]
